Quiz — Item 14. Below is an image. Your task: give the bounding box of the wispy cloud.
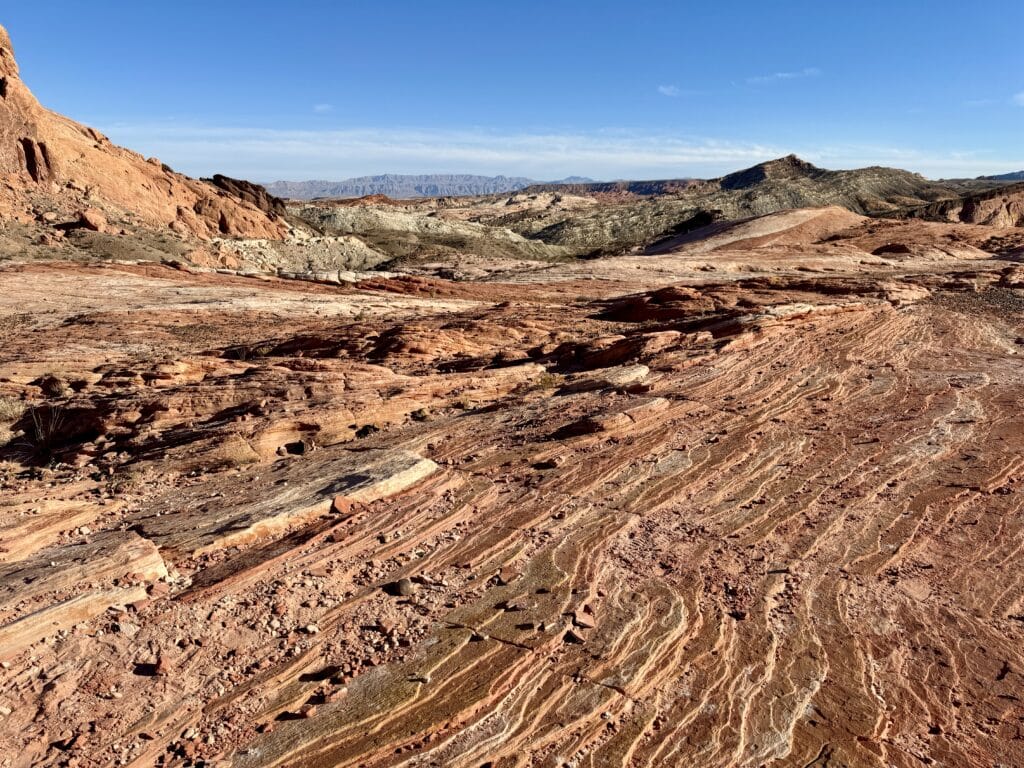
[747,67,821,85]
[99,123,786,180]
[93,122,1021,181]
[312,103,334,114]
[1013,92,1024,107]
[657,85,681,97]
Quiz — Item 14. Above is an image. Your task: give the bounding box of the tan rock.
[76,207,107,232]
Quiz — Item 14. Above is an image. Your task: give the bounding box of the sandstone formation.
[0,25,285,240]
[205,175,288,220]
[1,216,1023,766]
[904,181,1024,228]
[2,21,1024,768]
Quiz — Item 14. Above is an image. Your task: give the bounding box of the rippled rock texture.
[0,230,1023,768]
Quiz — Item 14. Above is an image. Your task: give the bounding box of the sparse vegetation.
[530,372,565,392]
[0,395,25,423]
[36,373,68,398]
[167,323,220,344]
[225,342,276,361]
[13,405,65,463]
[107,468,141,495]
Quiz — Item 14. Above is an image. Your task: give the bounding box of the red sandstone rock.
[0,24,286,241]
[76,207,107,233]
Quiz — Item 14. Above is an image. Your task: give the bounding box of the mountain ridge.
[980,170,1024,182]
[266,174,593,200]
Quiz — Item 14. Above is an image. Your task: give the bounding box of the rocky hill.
[0,24,284,241]
[527,155,990,207]
[902,180,1024,227]
[707,154,982,214]
[482,155,990,257]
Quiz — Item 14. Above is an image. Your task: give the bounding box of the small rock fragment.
[392,577,416,597]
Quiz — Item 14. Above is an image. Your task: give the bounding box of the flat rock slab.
[0,530,166,617]
[0,530,163,660]
[563,364,650,393]
[0,499,121,563]
[134,449,439,556]
[0,586,148,661]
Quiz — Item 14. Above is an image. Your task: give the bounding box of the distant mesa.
[266,174,595,200]
[979,170,1024,182]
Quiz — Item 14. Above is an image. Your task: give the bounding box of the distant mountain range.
[980,171,1024,182]
[266,174,594,200]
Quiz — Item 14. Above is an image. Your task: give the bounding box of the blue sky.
[4,1,1022,181]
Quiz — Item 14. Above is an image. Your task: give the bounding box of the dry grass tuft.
[0,395,25,423]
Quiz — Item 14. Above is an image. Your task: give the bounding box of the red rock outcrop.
[0,24,286,240]
[205,174,288,219]
[1,245,1023,766]
[906,181,1024,227]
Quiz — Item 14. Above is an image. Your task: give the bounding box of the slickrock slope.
[0,25,284,241]
[1,217,1023,767]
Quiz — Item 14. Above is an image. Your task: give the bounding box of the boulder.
[76,207,107,232]
[205,175,287,219]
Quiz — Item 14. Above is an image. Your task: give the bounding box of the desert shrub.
[0,396,25,423]
[13,405,65,463]
[36,374,68,398]
[224,343,275,361]
[107,469,141,495]
[531,372,565,391]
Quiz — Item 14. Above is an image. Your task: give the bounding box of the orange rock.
[76,207,107,233]
[0,24,286,241]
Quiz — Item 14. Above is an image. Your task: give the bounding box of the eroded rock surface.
[1,23,1024,767]
[0,24,285,241]
[0,233,1023,767]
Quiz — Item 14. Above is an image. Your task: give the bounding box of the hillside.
[0,26,284,241]
[902,180,1024,227]
[477,155,989,257]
